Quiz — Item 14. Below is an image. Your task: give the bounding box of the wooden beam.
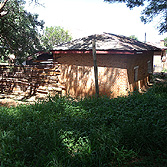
[52,50,135,55]
[92,39,99,98]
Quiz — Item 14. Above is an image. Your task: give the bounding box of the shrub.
[0,84,166,166]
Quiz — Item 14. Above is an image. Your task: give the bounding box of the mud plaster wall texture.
[127,51,153,92]
[54,52,153,98]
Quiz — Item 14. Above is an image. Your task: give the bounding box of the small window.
[134,66,139,81]
[147,61,152,73]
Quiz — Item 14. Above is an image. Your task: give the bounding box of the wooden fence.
[0,63,64,97]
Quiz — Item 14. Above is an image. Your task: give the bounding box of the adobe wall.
[54,51,153,98]
[126,51,153,92]
[54,53,129,97]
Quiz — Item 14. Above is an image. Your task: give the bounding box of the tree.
[129,35,138,41]
[104,0,167,34]
[0,0,44,64]
[0,0,39,19]
[40,26,72,50]
[164,37,167,47]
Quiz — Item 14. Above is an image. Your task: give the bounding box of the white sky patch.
[26,0,167,43]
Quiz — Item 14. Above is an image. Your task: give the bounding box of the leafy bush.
[0,84,167,166]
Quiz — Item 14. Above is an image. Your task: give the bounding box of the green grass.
[0,83,167,166]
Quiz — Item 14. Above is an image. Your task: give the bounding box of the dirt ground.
[153,72,167,83]
[0,91,49,107]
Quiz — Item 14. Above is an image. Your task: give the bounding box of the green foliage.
[164,37,167,47]
[129,35,138,41]
[40,26,72,50]
[0,0,44,64]
[0,84,167,166]
[104,0,167,34]
[0,55,7,63]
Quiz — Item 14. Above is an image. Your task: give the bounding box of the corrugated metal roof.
[53,33,161,51]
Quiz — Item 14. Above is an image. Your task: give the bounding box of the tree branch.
[0,0,8,18]
[0,0,8,12]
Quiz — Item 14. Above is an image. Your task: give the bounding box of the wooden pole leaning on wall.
[92,38,99,98]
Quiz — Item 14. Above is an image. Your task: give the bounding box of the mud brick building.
[51,33,161,97]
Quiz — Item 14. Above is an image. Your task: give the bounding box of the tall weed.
[0,84,166,166]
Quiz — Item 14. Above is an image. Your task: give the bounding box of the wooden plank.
[39,72,60,76]
[0,64,61,95]
[37,89,48,94]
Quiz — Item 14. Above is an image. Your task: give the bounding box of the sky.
[26,0,167,43]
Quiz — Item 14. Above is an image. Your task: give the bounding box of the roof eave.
[51,49,136,55]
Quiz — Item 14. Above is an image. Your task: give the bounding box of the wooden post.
[92,39,99,98]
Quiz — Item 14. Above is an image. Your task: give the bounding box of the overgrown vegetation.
[0,82,167,166]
